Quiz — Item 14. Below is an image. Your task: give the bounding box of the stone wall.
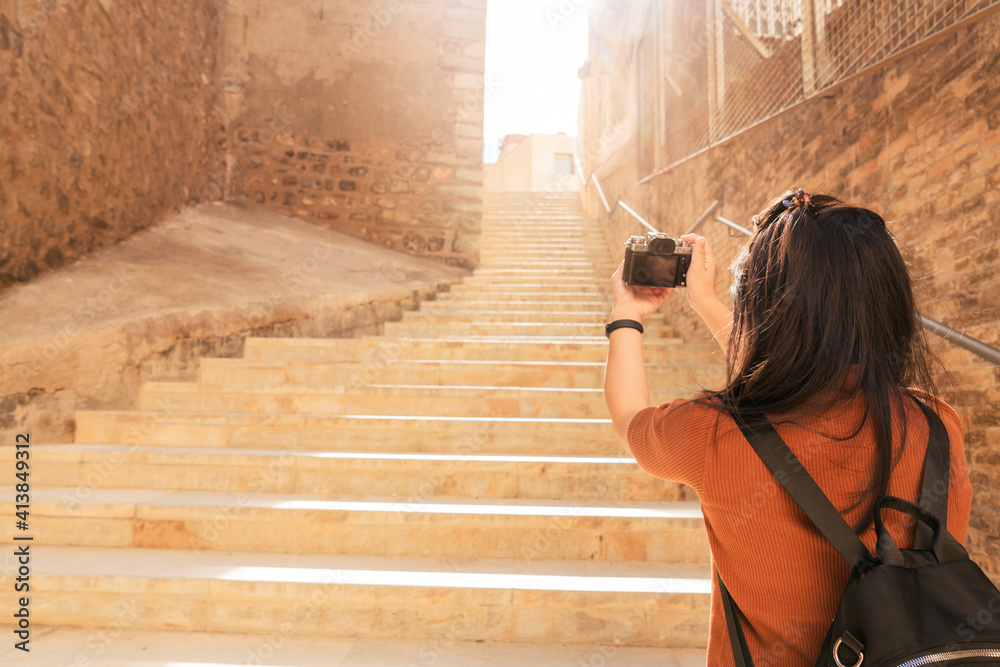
[581,8,1000,577]
[222,0,487,269]
[0,0,227,289]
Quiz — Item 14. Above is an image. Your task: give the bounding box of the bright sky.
[482,0,590,163]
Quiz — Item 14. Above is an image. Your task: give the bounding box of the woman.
[604,190,973,665]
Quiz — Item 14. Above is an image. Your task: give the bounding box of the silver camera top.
[624,232,692,255]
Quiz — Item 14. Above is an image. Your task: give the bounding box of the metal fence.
[636,0,1000,177]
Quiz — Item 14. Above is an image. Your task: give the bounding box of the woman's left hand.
[610,261,672,322]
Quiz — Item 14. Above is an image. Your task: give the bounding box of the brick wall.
[582,9,1000,577]
[0,0,227,289]
[222,0,487,269]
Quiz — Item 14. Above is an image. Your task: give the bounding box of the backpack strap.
[719,411,872,667]
[721,403,952,665]
[911,398,950,550]
[734,412,872,569]
[718,572,754,667]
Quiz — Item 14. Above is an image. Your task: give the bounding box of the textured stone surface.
[222,0,487,269]
[0,202,465,444]
[0,0,227,289]
[581,9,1000,577]
[0,627,709,666]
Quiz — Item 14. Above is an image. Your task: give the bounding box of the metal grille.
[815,0,996,87]
[635,0,1000,178]
[715,0,805,140]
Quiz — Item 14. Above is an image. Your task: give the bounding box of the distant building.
[484,133,579,192]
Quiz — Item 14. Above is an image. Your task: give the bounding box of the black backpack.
[720,400,1000,667]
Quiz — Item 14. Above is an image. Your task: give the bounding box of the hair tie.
[783,189,815,214]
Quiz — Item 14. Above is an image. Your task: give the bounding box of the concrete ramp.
[0,202,467,443]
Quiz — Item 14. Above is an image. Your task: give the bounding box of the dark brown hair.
[707,190,939,532]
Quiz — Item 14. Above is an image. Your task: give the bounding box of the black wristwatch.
[605,319,644,338]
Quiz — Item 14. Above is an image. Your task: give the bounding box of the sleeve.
[626,397,718,496]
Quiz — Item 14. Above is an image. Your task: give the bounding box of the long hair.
[706,190,939,532]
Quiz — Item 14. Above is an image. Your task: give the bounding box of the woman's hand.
[679,234,732,352]
[610,261,672,322]
[678,234,720,317]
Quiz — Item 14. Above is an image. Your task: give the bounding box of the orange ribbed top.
[627,390,973,666]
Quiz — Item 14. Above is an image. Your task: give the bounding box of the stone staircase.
[2,191,726,664]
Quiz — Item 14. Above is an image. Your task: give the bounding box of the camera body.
[622,232,694,288]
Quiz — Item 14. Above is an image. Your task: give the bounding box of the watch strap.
[605,319,644,338]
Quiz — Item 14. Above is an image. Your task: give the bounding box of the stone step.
[418,299,609,312]
[73,410,626,454]
[481,250,608,259]
[0,626,709,666]
[447,282,609,293]
[402,306,616,320]
[460,270,608,279]
[476,258,601,265]
[483,211,588,217]
[479,259,596,265]
[472,264,604,280]
[383,320,671,338]
[27,445,697,501]
[483,209,587,214]
[481,234,603,240]
[481,240,605,247]
[475,263,615,272]
[397,311,662,325]
[479,248,599,255]
[198,358,721,389]
[483,212,589,217]
[483,224,596,229]
[453,279,608,290]
[481,222,600,228]
[484,215,591,219]
[434,291,611,303]
[138,381,686,418]
[475,261,607,267]
[473,262,618,282]
[483,240,607,247]
[4,487,710,563]
[241,336,720,364]
[405,309,615,322]
[4,546,710,647]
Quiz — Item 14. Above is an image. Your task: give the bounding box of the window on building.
[553,154,574,175]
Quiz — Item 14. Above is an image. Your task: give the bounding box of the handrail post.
[685,200,722,234]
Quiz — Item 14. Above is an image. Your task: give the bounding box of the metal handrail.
[572,154,587,186]
[617,201,659,234]
[585,166,654,232]
[591,173,612,213]
[918,315,1000,365]
[575,167,1000,366]
[690,206,1000,365]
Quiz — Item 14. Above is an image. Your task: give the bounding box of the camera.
[622,232,693,288]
